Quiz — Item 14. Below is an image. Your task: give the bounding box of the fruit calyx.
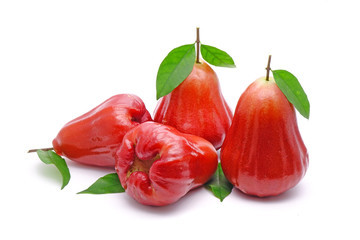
[265,55,272,81]
[127,154,160,178]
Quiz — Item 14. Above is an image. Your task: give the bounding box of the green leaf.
[205,163,233,202]
[37,150,70,190]
[156,44,196,99]
[272,69,310,119]
[77,173,125,194]
[200,44,236,68]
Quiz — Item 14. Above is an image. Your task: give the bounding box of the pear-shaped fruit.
[154,60,233,149]
[52,94,152,167]
[220,77,309,197]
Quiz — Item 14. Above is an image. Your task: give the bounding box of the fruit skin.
[154,60,233,150]
[52,94,152,167]
[220,77,309,197]
[115,121,218,206]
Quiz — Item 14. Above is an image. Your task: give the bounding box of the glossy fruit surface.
[154,60,232,149]
[115,122,218,206]
[52,94,152,167]
[221,77,309,197]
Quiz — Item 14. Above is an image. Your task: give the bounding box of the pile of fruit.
[30,28,310,206]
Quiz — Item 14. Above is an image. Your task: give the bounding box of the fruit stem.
[196,27,200,64]
[266,55,272,81]
[28,147,54,153]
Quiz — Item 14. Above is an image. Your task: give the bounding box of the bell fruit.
[115,122,218,206]
[220,76,309,197]
[154,60,233,149]
[52,94,152,167]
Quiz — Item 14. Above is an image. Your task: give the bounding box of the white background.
[1,0,359,239]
